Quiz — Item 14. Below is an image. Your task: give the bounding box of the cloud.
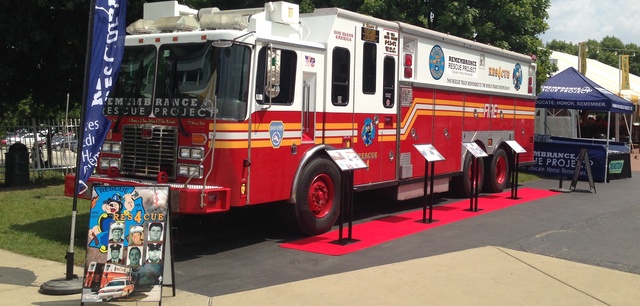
[540,0,640,45]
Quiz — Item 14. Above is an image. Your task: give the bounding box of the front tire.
[484,148,510,193]
[292,157,341,236]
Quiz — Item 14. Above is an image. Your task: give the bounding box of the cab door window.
[332,47,350,105]
[256,47,297,105]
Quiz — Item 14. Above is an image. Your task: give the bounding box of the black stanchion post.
[473,156,480,212]
[510,151,519,199]
[504,140,526,199]
[338,172,346,244]
[326,148,366,245]
[428,161,436,222]
[462,142,487,212]
[469,157,475,211]
[513,154,520,198]
[347,171,354,240]
[421,161,437,223]
[414,144,444,223]
[423,161,429,223]
[337,170,357,244]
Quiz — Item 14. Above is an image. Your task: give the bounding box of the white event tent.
[538,51,640,140]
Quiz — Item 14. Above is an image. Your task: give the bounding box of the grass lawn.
[0,182,90,266]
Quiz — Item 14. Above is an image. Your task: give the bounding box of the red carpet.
[280,188,558,256]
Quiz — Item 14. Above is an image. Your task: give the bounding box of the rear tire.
[484,148,510,193]
[291,157,341,236]
[451,153,484,198]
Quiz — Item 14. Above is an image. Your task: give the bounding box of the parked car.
[18,133,46,148]
[97,278,134,302]
[2,134,22,147]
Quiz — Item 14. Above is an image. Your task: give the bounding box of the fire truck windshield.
[106,42,251,120]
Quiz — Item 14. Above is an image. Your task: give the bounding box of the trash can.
[5,143,30,186]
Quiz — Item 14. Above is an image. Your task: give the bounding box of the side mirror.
[265,47,281,98]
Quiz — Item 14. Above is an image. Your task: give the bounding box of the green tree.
[545,40,578,55]
[356,0,552,90]
[0,0,88,121]
[0,0,555,125]
[0,0,151,124]
[546,36,640,77]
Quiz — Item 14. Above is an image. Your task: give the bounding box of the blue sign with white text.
[522,141,607,182]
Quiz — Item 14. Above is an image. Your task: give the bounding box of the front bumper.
[64,174,230,214]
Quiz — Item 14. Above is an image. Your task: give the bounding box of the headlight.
[180,148,191,159]
[178,164,202,178]
[99,158,120,169]
[110,143,121,154]
[179,146,204,160]
[191,148,203,159]
[102,141,122,154]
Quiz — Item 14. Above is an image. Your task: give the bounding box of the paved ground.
[1,153,640,305]
[3,245,640,305]
[167,153,640,298]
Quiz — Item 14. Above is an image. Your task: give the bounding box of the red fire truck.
[65,1,537,235]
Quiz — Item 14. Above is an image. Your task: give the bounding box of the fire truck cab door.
[352,26,398,184]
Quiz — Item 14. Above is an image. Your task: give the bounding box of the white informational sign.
[326,148,368,171]
[414,144,445,162]
[463,142,488,158]
[505,140,526,154]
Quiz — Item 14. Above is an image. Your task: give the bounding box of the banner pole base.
[40,277,83,295]
[40,251,83,295]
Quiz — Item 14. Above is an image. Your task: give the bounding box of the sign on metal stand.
[463,143,488,212]
[505,140,526,199]
[326,148,368,245]
[413,144,445,223]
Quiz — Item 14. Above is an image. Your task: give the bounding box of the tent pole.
[615,113,620,141]
[575,109,581,138]
[605,111,611,183]
[623,112,633,150]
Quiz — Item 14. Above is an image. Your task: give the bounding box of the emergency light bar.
[199,7,265,30]
[127,1,301,34]
[155,16,199,32]
[126,19,157,35]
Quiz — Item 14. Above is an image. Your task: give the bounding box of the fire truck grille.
[121,125,177,179]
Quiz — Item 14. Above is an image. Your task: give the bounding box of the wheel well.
[494,141,513,162]
[461,140,487,167]
[474,140,487,153]
[289,144,336,203]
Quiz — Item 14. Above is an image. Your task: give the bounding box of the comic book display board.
[81,186,170,304]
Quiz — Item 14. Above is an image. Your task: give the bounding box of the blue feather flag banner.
[78,0,127,194]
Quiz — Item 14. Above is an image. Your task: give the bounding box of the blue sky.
[539,0,640,46]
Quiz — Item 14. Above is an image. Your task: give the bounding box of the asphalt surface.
[170,156,640,297]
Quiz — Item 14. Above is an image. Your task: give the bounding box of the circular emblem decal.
[429,45,445,80]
